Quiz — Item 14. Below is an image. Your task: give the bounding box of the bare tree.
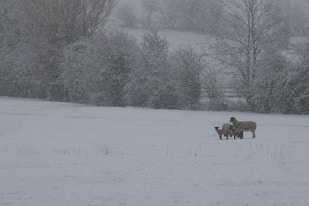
[14,0,117,43]
[78,0,116,37]
[213,0,284,110]
[0,0,117,99]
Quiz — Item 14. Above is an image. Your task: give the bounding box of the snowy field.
[1,98,309,206]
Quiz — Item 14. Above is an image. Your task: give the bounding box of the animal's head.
[230,117,236,122]
[214,127,222,139]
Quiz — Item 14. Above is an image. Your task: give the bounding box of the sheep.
[214,126,225,140]
[214,123,243,140]
[222,123,235,139]
[230,117,257,138]
[231,127,244,139]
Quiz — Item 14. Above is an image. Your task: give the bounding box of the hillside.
[1,98,309,205]
[128,29,215,51]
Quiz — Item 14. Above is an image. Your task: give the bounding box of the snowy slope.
[128,29,215,52]
[1,98,309,206]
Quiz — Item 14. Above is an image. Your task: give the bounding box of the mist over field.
[1,1,309,205]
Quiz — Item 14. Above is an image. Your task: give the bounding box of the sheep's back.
[237,121,256,131]
[222,123,233,131]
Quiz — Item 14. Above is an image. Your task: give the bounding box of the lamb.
[214,126,226,140]
[214,123,242,140]
[230,117,257,138]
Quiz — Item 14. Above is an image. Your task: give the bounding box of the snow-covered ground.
[128,29,215,52]
[1,98,309,206]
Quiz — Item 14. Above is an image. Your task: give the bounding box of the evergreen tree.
[125,30,180,109]
[170,46,204,108]
[98,30,139,106]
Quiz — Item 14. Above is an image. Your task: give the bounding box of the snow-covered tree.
[213,0,284,111]
[170,46,204,108]
[14,0,116,44]
[254,43,309,114]
[59,40,98,103]
[254,48,291,113]
[0,0,117,100]
[60,29,138,105]
[0,1,48,98]
[202,68,228,111]
[95,30,139,106]
[125,31,180,109]
[292,44,309,114]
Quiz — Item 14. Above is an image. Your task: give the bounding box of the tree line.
[117,0,308,37]
[0,0,205,110]
[0,0,308,114]
[59,30,206,109]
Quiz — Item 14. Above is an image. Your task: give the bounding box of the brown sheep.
[230,117,256,138]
